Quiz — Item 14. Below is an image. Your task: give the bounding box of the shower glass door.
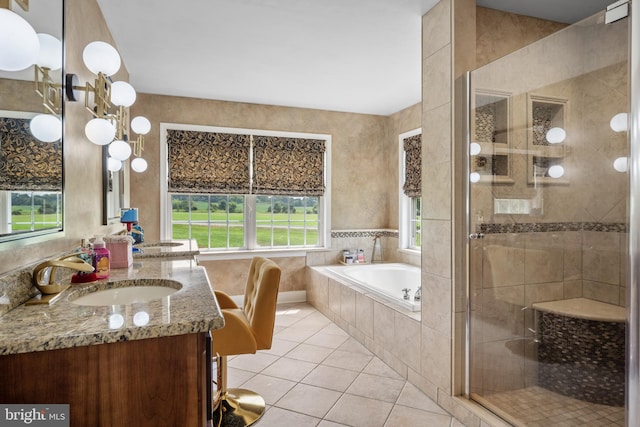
[467,8,629,427]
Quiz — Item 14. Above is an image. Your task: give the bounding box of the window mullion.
[246,194,256,250]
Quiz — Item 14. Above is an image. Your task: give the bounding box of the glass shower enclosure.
[466,6,632,426]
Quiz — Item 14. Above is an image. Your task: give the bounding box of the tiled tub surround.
[322,263,422,312]
[0,257,223,355]
[306,264,422,384]
[533,298,625,406]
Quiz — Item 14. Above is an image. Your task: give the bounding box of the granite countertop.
[532,297,626,323]
[133,239,200,259]
[0,257,223,356]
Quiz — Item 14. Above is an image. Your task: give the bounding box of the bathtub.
[322,263,421,312]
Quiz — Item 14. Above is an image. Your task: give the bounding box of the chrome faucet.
[402,288,411,300]
[371,234,384,264]
[414,286,421,301]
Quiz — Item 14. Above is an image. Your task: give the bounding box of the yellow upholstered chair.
[211,257,281,427]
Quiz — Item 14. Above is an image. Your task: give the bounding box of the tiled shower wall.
[470,223,627,396]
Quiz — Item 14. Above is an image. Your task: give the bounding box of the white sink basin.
[71,279,182,306]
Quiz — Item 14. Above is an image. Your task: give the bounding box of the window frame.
[398,128,422,251]
[160,123,332,254]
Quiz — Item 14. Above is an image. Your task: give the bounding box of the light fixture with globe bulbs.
[65,41,150,172]
[0,1,64,144]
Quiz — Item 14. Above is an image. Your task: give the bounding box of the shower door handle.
[468,233,484,240]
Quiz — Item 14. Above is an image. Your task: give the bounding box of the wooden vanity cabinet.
[0,332,211,427]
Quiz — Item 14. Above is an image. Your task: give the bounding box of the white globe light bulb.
[613,157,628,173]
[470,142,481,156]
[85,118,116,145]
[131,157,148,173]
[30,114,62,142]
[133,311,150,326]
[470,172,480,183]
[83,41,121,76]
[36,33,62,70]
[108,313,125,329]
[610,113,628,133]
[548,165,565,178]
[546,127,566,144]
[107,157,122,172]
[131,116,151,135]
[0,9,39,71]
[108,140,132,161]
[110,81,136,107]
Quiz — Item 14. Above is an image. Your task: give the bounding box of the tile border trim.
[477,222,627,234]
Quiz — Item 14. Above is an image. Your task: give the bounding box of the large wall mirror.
[0,0,64,243]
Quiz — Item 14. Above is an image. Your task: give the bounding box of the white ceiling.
[96,0,615,116]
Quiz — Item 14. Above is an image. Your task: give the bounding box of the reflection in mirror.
[0,0,64,243]
[103,146,126,225]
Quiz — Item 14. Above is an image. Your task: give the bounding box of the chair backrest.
[243,257,281,350]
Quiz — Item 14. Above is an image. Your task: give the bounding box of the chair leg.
[213,354,266,427]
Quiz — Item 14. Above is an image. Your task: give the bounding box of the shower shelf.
[527,94,568,185]
[472,89,513,184]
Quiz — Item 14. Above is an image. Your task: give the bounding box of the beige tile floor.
[485,386,625,427]
[220,302,464,427]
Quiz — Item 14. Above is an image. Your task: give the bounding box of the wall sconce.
[0,1,63,143]
[66,41,150,172]
[0,3,39,71]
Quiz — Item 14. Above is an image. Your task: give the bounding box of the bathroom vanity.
[0,257,222,426]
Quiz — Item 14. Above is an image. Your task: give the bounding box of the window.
[0,191,63,235]
[161,124,330,252]
[399,128,421,250]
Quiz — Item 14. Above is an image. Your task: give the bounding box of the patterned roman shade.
[402,133,421,198]
[0,117,62,191]
[252,135,325,196]
[167,129,251,194]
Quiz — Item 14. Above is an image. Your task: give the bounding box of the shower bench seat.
[532,298,625,407]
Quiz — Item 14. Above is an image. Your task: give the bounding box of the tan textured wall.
[203,256,306,296]
[0,0,126,274]
[130,94,411,295]
[476,7,567,69]
[387,103,422,230]
[130,94,391,241]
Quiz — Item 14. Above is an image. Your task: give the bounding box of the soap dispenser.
[92,235,110,279]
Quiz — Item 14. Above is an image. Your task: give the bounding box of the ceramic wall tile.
[328,278,342,315]
[482,241,525,288]
[583,280,620,305]
[373,301,395,350]
[339,286,356,326]
[392,312,421,372]
[583,231,620,285]
[422,272,452,335]
[423,48,452,112]
[421,325,452,394]
[480,285,525,342]
[355,293,374,339]
[523,233,564,284]
[423,0,451,60]
[422,220,452,279]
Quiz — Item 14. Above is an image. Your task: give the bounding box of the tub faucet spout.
[414,286,421,301]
